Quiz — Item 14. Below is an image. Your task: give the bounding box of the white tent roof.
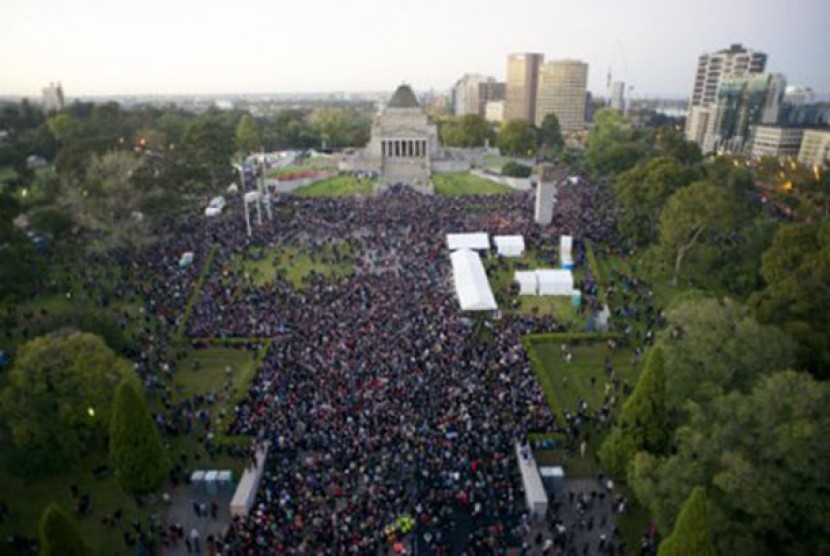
[514,271,538,295]
[447,232,490,251]
[494,235,525,257]
[450,249,497,311]
[560,235,573,253]
[536,269,574,296]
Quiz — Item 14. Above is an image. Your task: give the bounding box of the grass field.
[236,243,354,288]
[266,156,335,179]
[294,175,375,197]
[432,172,513,196]
[484,250,585,327]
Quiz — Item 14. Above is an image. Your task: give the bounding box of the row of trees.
[439,113,564,158]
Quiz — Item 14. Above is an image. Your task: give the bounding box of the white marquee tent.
[514,271,538,296]
[447,232,490,251]
[536,269,574,296]
[494,235,525,257]
[560,235,573,254]
[450,249,497,311]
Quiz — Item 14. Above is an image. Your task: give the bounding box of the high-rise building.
[478,81,506,116]
[798,129,830,167]
[535,60,589,130]
[609,81,626,113]
[707,73,786,154]
[41,82,65,112]
[485,100,505,123]
[684,44,767,144]
[505,53,544,123]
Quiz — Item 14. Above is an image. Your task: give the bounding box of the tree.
[658,487,714,556]
[309,106,371,149]
[599,346,669,477]
[585,108,648,176]
[46,113,81,143]
[537,113,564,156]
[661,297,794,417]
[235,114,262,154]
[630,371,830,555]
[750,220,830,378]
[501,161,532,178]
[0,331,136,475]
[180,116,235,190]
[656,128,702,166]
[496,120,537,156]
[613,156,697,245]
[38,504,91,556]
[439,114,494,148]
[656,181,737,286]
[109,381,169,494]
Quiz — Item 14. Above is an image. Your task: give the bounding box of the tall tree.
[657,487,715,556]
[613,156,697,245]
[661,297,795,417]
[599,346,669,478]
[630,370,830,555]
[656,181,736,286]
[235,114,262,154]
[180,116,235,190]
[496,120,537,156]
[537,113,564,156]
[38,504,91,556]
[750,219,830,378]
[0,331,136,475]
[585,108,648,176]
[440,114,494,148]
[109,381,169,494]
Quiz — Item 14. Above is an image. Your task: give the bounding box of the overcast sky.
[2,0,828,98]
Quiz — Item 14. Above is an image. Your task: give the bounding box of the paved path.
[162,484,233,555]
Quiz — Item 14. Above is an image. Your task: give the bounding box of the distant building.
[704,73,786,154]
[485,100,505,123]
[451,75,504,117]
[750,125,805,159]
[779,87,824,126]
[535,60,588,131]
[609,81,626,113]
[798,129,830,167]
[505,53,544,123]
[41,82,65,112]
[685,44,767,145]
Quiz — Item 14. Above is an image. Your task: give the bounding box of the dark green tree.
[38,504,91,556]
[109,381,169,494]
[613,156,697,245]
[599,346,669,477]
[440,114,494,148]
[658,487,714,556]
[585,108,648,176]
[496,120,537,156]
[180,116,235,190]
[537,113,564,156]
[0,331,136,475]
[235,114,262,153]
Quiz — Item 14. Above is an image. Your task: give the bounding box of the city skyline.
[2,0,829,98]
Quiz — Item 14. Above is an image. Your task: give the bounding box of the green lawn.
[485,251,584,327]
[432,172,513,196]
[236,243,354,288]
[293,175,375,197]
[0,166,18,185]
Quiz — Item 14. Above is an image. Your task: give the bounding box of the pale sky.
[2,0,828,98]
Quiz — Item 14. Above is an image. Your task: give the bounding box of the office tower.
[505,53,544,123]
[535,60,589,130]
[684,43,767,144]
[708,73,786,154]
[609,81,626,113]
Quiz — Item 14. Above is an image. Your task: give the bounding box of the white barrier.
[515,441,549,520]
[229,442,270,518]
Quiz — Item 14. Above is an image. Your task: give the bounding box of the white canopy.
[447,232,490,251]
[494,235,525,257]
[514,271,538,296]
[536,269,574,296]
[450,249,497,311]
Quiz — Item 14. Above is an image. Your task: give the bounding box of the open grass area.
[236,242,354,289]
[484,250,585,328]
[432,172,513,196]
[293,175,375,197]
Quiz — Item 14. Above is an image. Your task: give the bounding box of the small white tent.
[536,269,574,296]
[494,235,525,257]
[560,235,573,255]
[450,249,497,311]
[447,233,490,251]
[514,271,538,296]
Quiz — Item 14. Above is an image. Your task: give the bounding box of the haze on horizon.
[2,0,828,99]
